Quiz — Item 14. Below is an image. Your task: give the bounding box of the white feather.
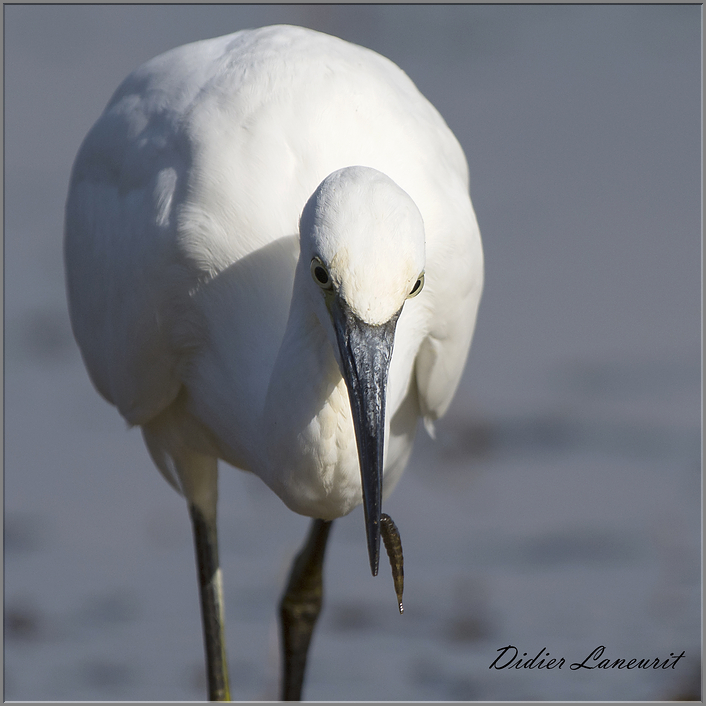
[65,24,483,519]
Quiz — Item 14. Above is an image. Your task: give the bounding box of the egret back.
[64,25,483,479]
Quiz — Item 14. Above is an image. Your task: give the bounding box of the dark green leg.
[279,519,333,701]
[189,502,231,701]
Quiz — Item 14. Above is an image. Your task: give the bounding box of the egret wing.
[64,38,228,425]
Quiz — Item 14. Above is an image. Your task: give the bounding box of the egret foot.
[189,502,231,701]
[279,518,333,701]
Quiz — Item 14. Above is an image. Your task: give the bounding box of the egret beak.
[331,297,400,576]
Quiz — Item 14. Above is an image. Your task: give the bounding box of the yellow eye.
[408,272,425,298]
[311,257,333,290]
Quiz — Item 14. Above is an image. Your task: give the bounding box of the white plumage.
[65,24,483,699]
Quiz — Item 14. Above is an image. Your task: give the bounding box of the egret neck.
[261,166,425,578]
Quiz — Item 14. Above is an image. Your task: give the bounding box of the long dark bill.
[331,297,400,577]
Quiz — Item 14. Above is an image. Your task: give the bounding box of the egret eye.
[408,272,425,298]
[311,257,333,290]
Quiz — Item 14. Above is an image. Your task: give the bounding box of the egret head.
[299,166,425,576]
[300,166,425,324]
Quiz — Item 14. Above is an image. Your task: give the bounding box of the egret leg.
[279,518,333,701]
[189,501,231,701]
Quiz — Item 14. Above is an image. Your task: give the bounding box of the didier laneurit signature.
[489,645,686,671]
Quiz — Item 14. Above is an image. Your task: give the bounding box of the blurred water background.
[4,5,701,701]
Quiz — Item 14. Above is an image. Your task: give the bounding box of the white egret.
[64,25,483,701]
